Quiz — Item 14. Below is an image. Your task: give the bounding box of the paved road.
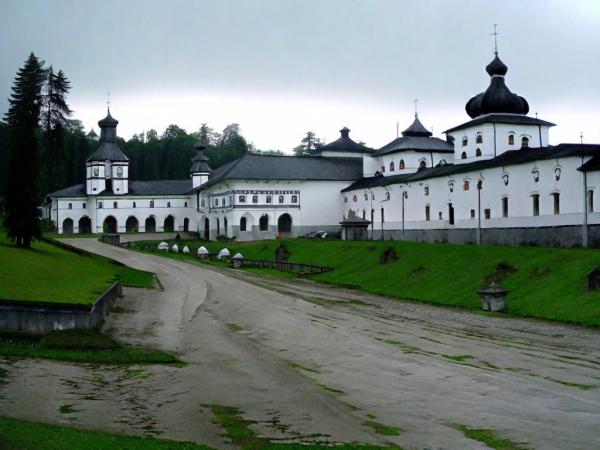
[1,239,599,449]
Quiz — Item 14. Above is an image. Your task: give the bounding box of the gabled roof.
[444,113,556,134]
[318,127,373,154]
[198,153,363,189]
[49,180,192,198]
[342,143,600,192]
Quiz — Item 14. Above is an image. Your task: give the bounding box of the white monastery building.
[47,50,600,247]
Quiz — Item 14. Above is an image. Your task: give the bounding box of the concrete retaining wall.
[370,224,600,247]
[0,281,122,333]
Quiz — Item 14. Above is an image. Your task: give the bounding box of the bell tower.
[190,141,212,189]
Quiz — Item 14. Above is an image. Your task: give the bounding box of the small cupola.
[190,141,212,189]
[402,114,433,137]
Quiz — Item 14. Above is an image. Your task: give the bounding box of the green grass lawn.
[131,238,600,327]
[0,235,153,305]
[0,416,209,450]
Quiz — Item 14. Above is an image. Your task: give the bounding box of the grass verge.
[131,238,600,327]
[0,234,153,305]
[0,416,210,450]
[0,329,180,365]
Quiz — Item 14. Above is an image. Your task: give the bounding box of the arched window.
[266,195,272,204]
[291,195,298,203]
[133,201,136,208]
[438,159,447,166]
[399,159,405,170]
[381,165,385,173]
[424,186,429,196]
[259,214,269,231]
[252,195,258,203]
[150,200,154,208]
[552,192,560,215]
[463,180,470,191]
[240,216,247,232]
[475,148,482,157]
[364,192,368,201]
[113,201,118,209]
[508,134,515,145]
[501,197,509,218]
[279,195,284,204]
[167,201,171,208]
[385,192,390,200]
[449,182,454,193]
[462,137,468,147]
[344,196,348,203]
[476,134,483,144]
[532,194,540,216]
[419,160,427,169]
[588,190,594,213]
[389,161,395,172]
[352,195,357,202]
[184,202,188,207]
[68,203,72,209]
[461,151,467,160]
[521,136,530,148]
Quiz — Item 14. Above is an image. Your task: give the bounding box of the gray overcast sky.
[1,0,599,152]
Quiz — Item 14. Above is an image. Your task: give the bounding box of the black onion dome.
[402,115,432,137]
[486,54,508,76]
[190,141,212,173]
[465,54,529,118]
[97,109,118,127]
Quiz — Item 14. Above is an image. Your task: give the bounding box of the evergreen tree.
[3,53,46,248]
[293,131,320,156]
[41,67,72,194]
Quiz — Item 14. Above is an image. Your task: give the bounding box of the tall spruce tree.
[41,66,72,194]
[3,53,46,248]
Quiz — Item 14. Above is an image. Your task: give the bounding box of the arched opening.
[448,204,455,225]
[419,160,427,169]
[521,136,530,148]
[183,218,189,232]
[204,217,209,240]
[163,215,174,232]
[145,216,156,233]
[475,148,482,157]
[389,161,395,172]
[78,216,91,234]
[62,218,73,234]
[126,216,139,232]
[461,151,467,159]
[277,213,292,234]
[399,159,405,170]
[259,214,269,231]
[476,134,483,144]
[240,216,247,232]
[223,218,228,237]
[216,218,220,236]
[103,216,117,233]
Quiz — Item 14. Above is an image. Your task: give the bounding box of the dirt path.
[1,239,599,449]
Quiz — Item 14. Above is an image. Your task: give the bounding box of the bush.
[216,234,236,242]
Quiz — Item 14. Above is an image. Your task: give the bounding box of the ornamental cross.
[414,98,418,117]
[106,91,111,110]
[491,24,499,54]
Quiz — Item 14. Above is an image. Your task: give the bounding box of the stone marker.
[232,252,244,268]
[197,246,209,259]
[477,282,509,312]
[217,248,230,260]
[171,244,179,253]
[183,245,190,254]
[158,241,169,251]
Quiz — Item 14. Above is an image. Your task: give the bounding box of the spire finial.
[491,24,499,55]
[414,98,418,118]
[106,91,111,112]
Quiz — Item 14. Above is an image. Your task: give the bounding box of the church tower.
[190,141,212,189]
[85,110,130,195]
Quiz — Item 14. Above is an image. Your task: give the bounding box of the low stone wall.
[0,281,122,333]
[371,224,600,248]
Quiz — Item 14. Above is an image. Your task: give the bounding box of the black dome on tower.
[465,53,529,119]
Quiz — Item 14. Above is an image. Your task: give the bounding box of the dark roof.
[342,143,600,192]
[199,153,363,189]
[49,180,192,198]
[190,145,212,173]
[374,136,453,156]
[465,53,529,118]
[318,127,373,154]
[402,115,432,137]
[86,128,98,138]
[579,154,600,172]
[444,113,556,134]
[86,110,129,162]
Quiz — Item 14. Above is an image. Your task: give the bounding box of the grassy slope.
[0,235,153,305]
[133,238,600,327]
[0,416,209,450]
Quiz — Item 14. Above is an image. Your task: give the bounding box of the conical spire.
[402,114,433,137]
[86,109,128,162]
